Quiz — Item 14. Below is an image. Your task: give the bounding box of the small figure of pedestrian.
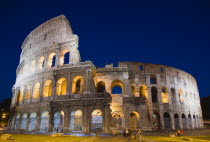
[136,130,142,141]
[123,129,126,137]
[177,129,181,136]
[180,129,184,136]
[125,129,129,137]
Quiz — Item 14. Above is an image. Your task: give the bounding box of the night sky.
[0,0,210,101]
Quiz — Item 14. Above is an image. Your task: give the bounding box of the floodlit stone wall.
[9,15,203,133]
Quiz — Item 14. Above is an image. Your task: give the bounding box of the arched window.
[72,76,84,94]
[111,80,123,94]
[130,111,140,129]
[54,111,64,131]
[38,56,45,70]
[47,53,56,68]
[30,60,36,72]
[174,114,180,129]
[40,111,49,131]
[140,85,147,98]
[163,112,171,129]
[25,85,31,100]
[161,87,168,103]
[15,114,20,130]
[19,88,24,102]
[178,89,183,102]
[29,113,37,131]
[151,87,158,103]
[70,110,83,132]
[90,109,102,132]
[43,80,52,97]
[60,49,70,65]
[21,113,27,130]
[33,82,40,98]
[96,81,106,93]
[112,112,124,127]
[56,78,67,95]
[150,76,157,84]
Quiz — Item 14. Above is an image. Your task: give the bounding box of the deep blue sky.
[0,0,210,101]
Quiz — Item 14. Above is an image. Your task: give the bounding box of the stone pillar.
[83,105,88,132]
[63,108,69,133]
[26,113,30,131]
[84,70,91,94]
[170,113,175,130]
[159,113,164,130]
[49,104,54,132]
[179,114,183,129]
[55,48,60,67]
[39,81,44,102]
[35,112,41,131]
[104,105,109,133]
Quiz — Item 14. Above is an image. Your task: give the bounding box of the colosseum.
[9,15,203,133]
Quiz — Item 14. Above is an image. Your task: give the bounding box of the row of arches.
[17,76,84,102]
[152,112,201,130]
[20,50,71,75]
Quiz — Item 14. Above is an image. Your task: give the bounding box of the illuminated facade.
[9,15,203,133]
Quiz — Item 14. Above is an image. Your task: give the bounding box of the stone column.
[170,113,175,130]
[104,105,109,133]
[63,108,69,133]
[35,111,41,131]
[179,114,183,129]
[159,112,164,130]
[49,104,54,132]
[82,105,88,132]
[26,113,30,131]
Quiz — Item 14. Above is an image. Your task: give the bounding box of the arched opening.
[112,112,124,128]
[171,88,176,104]
[53,111,64,132]
[25,85,31,100]
[151,87,158,103]
[47,53,56,68]
[56,78,67,95]
[72,76,84,94]
[111,80,123,94]
[40,111,49,131]
[152,112,160,130]
[174,114,180,129]
[130,111,140,129]
[178,89,183,102]
[70,110,83,132]
[96,81,106,93]
[15,114,20,130]
[131,86,136,96]
[43,80,52,97]
[182,114,187,129]
[38,56,45,70]
[19,88,24,102]
[188,114,192,129]
[193,115,196,128]
[161,87,169,103]
[140,85,147,98]
[33,82,40,98]
[164,112,171,129]
[28,112,37,131]
[30,60,36,72]
[60,49,70,65]
[90,109,102,132]
[21,113,27,130]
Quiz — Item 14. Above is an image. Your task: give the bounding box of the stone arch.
[60,49,70,65]
[28,112,37,131]
[171,88,176,104]
[33,82,40,98]
[30,60,36,72]
[140,85,148,99]
[151,86,158,103]
[161,87,169,103]
[163,112,171,129]
[178,89,183,102]
[72,76,84,94]
[188,114,192,129]
[21,113,27,130]
[90,109,103,132]
[96,81,106,93]
[70,110,83,132]
[182,114,187,129]
[53,111,65,132]
[25,85,31,100]
[152,112,160,130]
[15,114,20,130]
[130,111,140,129]
[47,52,56,68]
[174,114,180,129]
[38,56,45,70]
[56,78,67,95]
[112,111,124,128]
[111,80,123,94]
[43,80,52,97]
[40,111,49,131]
